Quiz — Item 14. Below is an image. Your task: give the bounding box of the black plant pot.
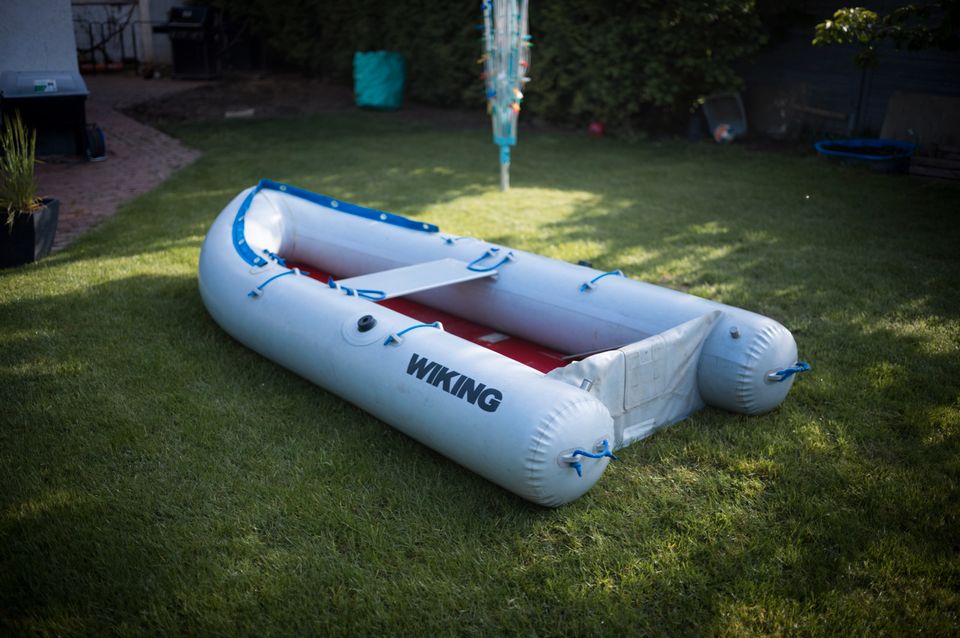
[0,198,59,268]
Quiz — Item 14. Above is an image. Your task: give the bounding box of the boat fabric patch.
[548,310,721,449]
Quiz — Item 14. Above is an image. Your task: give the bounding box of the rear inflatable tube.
[265,186,801,415]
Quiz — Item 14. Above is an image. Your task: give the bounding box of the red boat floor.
[293,263,569,373]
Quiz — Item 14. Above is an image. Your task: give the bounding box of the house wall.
[73,1,140,68]
[69,0,175,68]
[137,0,177,66]
[0,0,79,74]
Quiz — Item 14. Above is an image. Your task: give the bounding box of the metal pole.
[500,145,510,191]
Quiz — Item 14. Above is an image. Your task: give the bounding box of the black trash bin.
[0,71,90,157]
[153,6,221,80]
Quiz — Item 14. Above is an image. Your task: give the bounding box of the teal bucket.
[353,51,406,110]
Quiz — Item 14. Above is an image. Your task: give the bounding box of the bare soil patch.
[124,73,490,131]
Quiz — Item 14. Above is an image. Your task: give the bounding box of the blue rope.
[467,247,514,272]
[769,361,811,382]
[568,439,619,478]
[248,268,309,298]
[580,270,623,292]
[383,322,442,346]
[326,277,386,301]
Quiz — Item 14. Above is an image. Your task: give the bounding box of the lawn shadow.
[4,114,959,632]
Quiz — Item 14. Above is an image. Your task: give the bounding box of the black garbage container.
[153,6,221,80]
[0,71,89,157]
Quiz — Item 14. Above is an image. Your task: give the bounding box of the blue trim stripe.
[231,178,440,266]
[232,181,269,267]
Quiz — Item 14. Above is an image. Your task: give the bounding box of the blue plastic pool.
[814,138,916,173]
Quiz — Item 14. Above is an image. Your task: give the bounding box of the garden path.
[35,74,206,252]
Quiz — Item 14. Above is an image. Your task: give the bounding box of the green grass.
[2,111,959,636]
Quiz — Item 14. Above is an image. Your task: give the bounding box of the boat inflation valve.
[357,315,377,333]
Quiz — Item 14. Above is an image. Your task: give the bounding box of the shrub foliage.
[214,0,766,130]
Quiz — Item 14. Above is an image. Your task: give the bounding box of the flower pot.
[0,198,59,268]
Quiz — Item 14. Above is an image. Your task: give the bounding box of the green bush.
[214,0,766,131]
[530,1,766,130]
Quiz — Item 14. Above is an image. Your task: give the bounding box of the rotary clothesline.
[480,0,531,191]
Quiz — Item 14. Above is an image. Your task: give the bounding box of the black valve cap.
[357,315,377,333]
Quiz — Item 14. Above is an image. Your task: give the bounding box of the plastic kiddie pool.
[814,138,916,173]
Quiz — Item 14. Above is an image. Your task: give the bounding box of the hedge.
[212,0,767,131]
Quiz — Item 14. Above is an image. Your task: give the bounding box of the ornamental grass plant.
[0,111,42,231]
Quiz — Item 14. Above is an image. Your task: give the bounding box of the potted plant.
[0,111,58,268]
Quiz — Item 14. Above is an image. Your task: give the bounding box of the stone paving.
[35,74,207,251]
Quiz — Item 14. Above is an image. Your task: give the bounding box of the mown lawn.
[2,112,958,636]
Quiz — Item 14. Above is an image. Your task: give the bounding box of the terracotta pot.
[0,198,59,268]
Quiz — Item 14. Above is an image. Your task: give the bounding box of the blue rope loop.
[580,270,624,292]
[326,277,386,301]
[467,247,515,272]
[383,321,443,346]
[567,439,619,478]
[248,268,309,298]
[768,361,812,382]
[442,235,473,245]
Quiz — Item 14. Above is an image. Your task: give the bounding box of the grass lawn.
[2,112,959,636]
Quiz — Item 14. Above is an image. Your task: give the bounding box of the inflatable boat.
[199,179,809,506]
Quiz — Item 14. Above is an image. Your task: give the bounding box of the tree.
[813,1,960,66]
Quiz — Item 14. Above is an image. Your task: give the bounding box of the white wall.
[0,0,79,74]
[137,0,178,66]
[73,2,141,66]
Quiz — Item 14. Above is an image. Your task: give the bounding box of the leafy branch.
[813,1,960,66]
